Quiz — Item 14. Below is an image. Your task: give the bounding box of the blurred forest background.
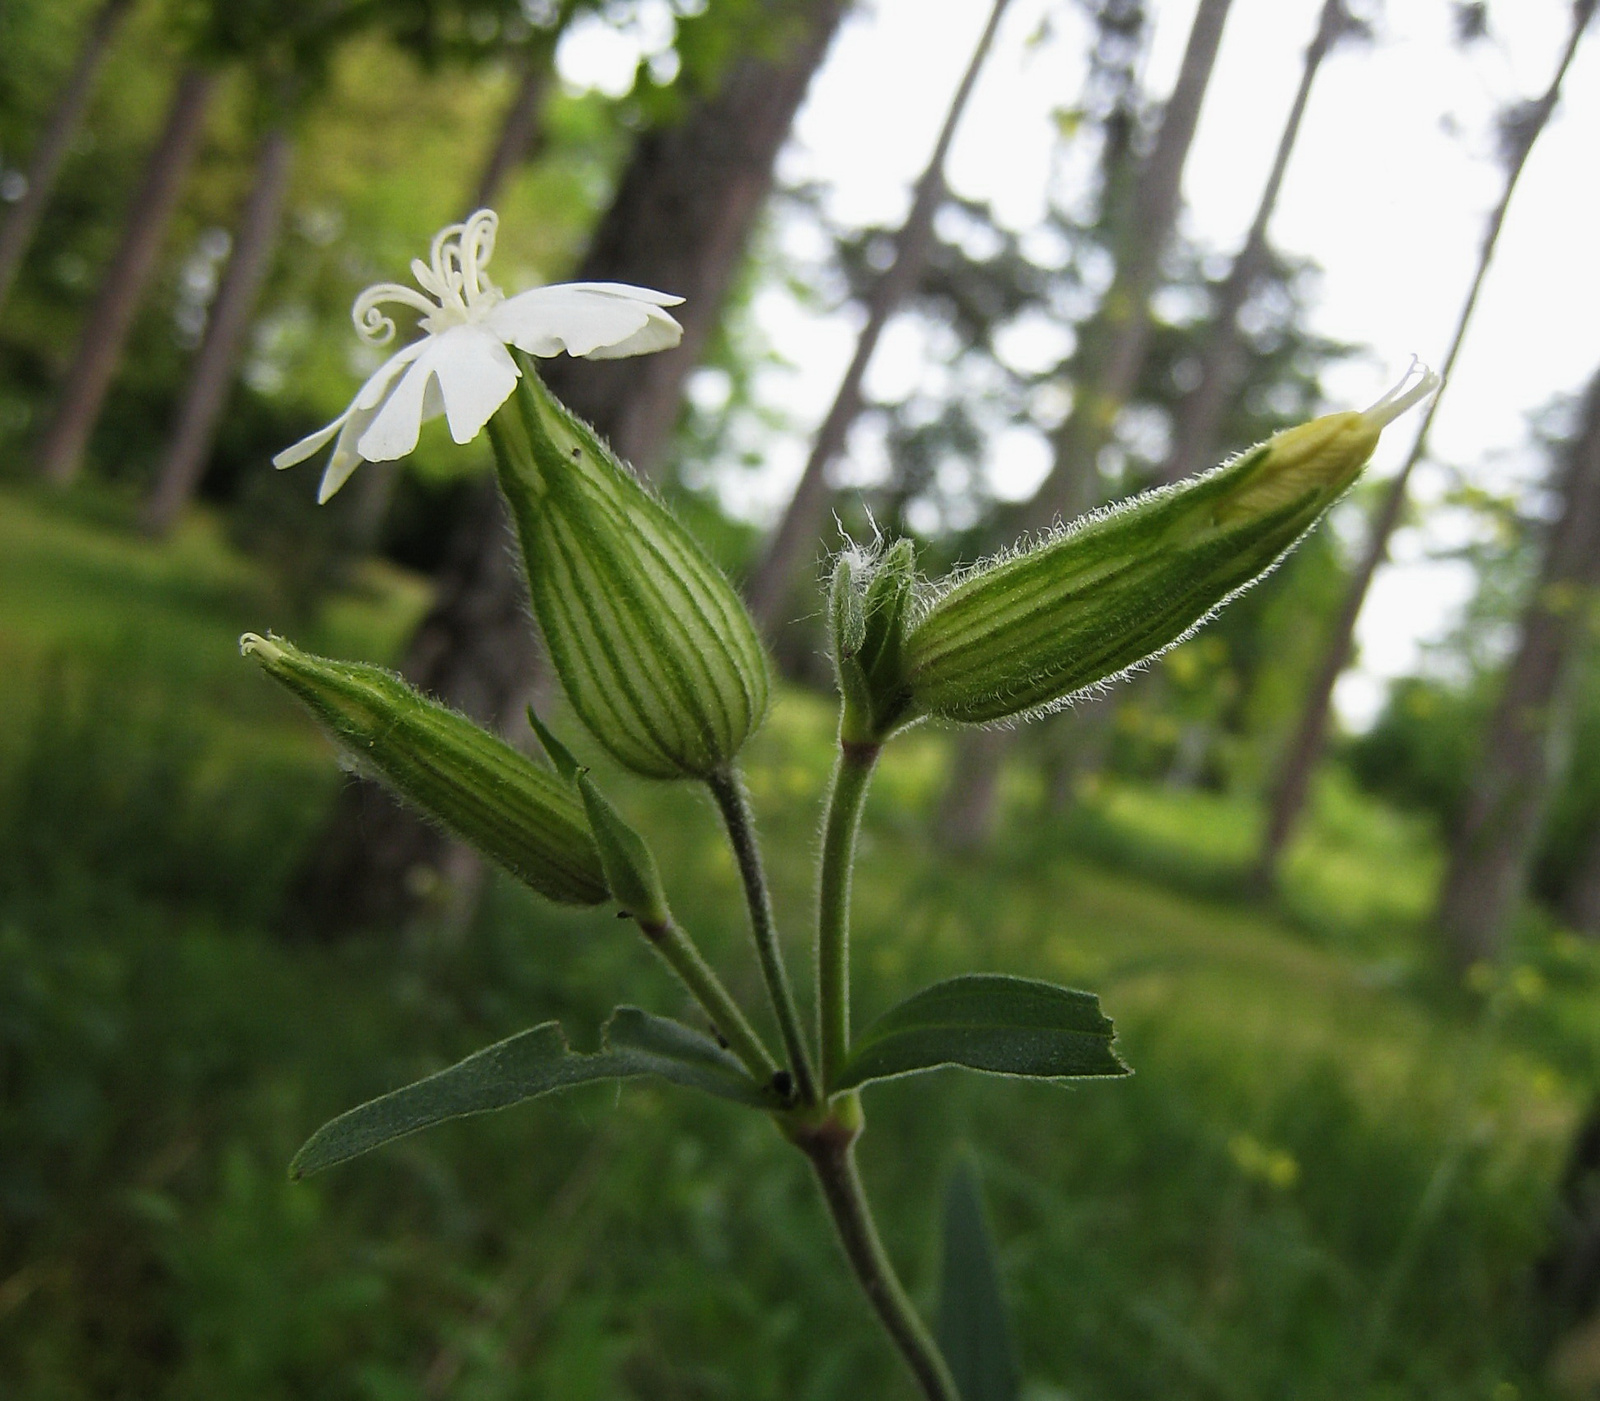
[4,0,1600,1396]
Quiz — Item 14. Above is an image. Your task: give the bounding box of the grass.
[2,482,1596,1399]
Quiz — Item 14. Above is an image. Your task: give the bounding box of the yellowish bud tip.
[1218,360,1441,525]
[239,632,285,663]
[1360,358,1442,429]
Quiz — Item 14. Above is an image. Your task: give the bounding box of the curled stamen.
[1363,357,1442,427]
[428,221,465,288]
[459,210,498,303]
[351,283,438,344]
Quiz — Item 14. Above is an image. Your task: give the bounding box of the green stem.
[706,766,818,1104]
[817,740,880,1090]
[798,1109,959,1401]
[636,914,780,1086]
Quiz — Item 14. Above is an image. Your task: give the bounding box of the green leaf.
[937,1161,1020,1401]
[526,704,583,784]
[577,773,670,926]
[290,1007,766,1179]
[832,974,1129,1092]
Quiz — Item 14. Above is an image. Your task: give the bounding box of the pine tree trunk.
[471,41,554,211]
[1564,822,1600,938]
[1159,0,1344,485]
[291,0,850,935]
[35,65,217,486]
[1019,0,1233,533]
[1437,370,1600,973]
[142,122,294,535]
[0,0,133,315]
[937,0,1233,850]
[1252,8,1591,886]
[745,0,1012,633]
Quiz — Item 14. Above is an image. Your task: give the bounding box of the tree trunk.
[291,0,850,935]
[35,65,217,486]
[1252,7,1591,887]
[1018,0,1233,533]
[1436,369,1600,973]
[937,0,1233,850]
[745,0,1013,633]
[142,122,294,535]
[471,40,555,211]
[1564,821,1600,938]
[0,0,133,316]
[1159,0,1346,486]
[934,727,1013,852]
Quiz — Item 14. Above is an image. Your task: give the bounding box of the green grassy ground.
[2,484,1596,1400]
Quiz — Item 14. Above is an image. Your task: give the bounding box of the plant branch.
[799,1112,959,1401]
[817,741,880,1090]
[707,765,818,1104]
[636,914,780,1086]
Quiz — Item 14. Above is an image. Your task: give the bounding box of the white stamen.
[1363,357,1442,427]
[240,632,285,662]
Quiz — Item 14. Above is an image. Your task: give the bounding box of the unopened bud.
[241,634,607,905]
[904,365,1439,726]
[491,358,770,780]
[829,539,917,742]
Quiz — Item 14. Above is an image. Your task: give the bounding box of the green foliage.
[937,1163,1020,1401]
[833,976,1128,1092]
[291,1008,767,1178]
[0,485,1581,1398]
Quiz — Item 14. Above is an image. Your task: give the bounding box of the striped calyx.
[904,368,1439,726]
[491,356,770,780]
[240,634,607,905]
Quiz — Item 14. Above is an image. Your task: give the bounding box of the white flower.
[273,209,683,503]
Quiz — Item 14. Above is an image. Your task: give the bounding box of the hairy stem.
[707,766,818,1104]
[637,915,780,1086]
[799,1111,959,1401]
[817,741,880,1090]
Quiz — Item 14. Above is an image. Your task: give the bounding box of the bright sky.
[559,0,1600,727]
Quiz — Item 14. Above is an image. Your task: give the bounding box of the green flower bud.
[241,634,607,905]
[904,367,1440,727]
[490,356,770,780]
[829,539,917,743]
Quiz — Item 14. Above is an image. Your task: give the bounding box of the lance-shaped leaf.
[832,975,1129,1092]
[937,1161,1020,1401]
[291,1007,767,1178]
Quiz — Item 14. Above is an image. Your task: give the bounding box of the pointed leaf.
[833,974,1129,1092]
[291,1007,765,1178]
[937,1161,1020,1401]
[527,704,583,784]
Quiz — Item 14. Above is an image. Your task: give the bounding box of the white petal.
[356,350,437,462]
[352,339,428,410]
[274,341,425,472]
[274,411,349,469]
[429,325,521,444]
[555,281,684,308]
[317,403,382,503]
[488,286,664,359]
[580,305,683,360]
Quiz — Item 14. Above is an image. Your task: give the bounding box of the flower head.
[273,210,684,502]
